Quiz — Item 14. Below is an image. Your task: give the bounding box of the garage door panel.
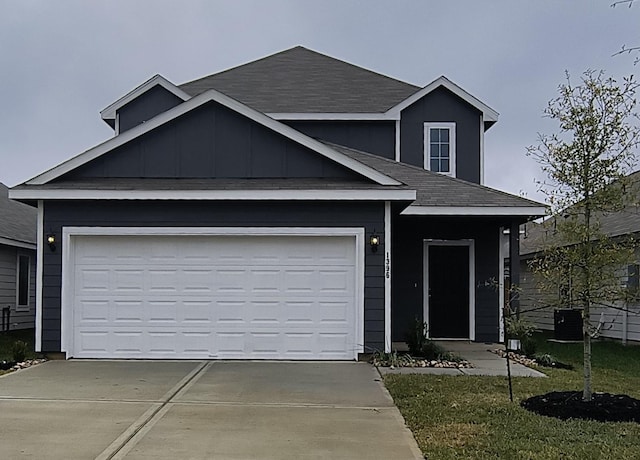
[71,234,358,359]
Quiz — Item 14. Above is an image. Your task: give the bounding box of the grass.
[0,329,39,375]
[384,333,640,459]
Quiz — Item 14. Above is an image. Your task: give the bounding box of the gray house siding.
[284,121,396,160]
[0,245,36,331]
[117,85,184,134]
[41,200,386,353]
[391,216,501,342]
[520,258,640,344]
[65,103,359,180]
[400,87,482,183]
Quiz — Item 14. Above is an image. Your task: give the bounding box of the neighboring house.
[519,171,640,344]
[10,47,545,360]
[0,182,36,331]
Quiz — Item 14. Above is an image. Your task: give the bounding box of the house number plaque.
[385,251,391,279]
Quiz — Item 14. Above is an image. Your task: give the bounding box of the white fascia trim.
[27,88,401,187]
[0,236,36,250]
[10,189,416,201]
[60,226,366,358]
[268,112,394,121]
[100,74,190,121]
[479,115,485,185]
[384,201,392,353]
[401,205,548,216]
[387,76,499,122]
[35,200,43,352]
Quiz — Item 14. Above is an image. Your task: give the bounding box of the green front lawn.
[384,334,640,459]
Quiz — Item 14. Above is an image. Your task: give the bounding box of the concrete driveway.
[0,361,422,459]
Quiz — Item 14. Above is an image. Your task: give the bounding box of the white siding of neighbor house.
[0,245,36,331]
[520,259,640,344]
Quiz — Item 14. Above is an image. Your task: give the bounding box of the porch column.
[509,221,521,318]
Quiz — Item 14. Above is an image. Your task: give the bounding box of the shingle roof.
[179,46,420,113]
[0,183,36,245]
[521,170,640,255]
[323,142,546,210]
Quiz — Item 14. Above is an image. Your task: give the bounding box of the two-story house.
[10,47,545,360]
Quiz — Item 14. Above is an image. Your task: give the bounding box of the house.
[519,171,640,344]
[0,182,36,331]
[9,46,546,360]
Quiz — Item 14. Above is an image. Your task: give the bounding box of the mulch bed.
[521,391,640,423]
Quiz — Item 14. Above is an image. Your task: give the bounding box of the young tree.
[528,70,640,401]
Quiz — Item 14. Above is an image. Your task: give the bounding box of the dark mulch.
[521,391,640,423]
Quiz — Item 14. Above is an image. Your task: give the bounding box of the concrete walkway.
[379,341,546,377]
[0,361,423,460]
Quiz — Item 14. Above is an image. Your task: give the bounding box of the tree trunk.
[583,303,592,401]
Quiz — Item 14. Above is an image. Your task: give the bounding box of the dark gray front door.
[427,245,469,338]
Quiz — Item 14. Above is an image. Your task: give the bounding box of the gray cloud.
[1,0,638,205]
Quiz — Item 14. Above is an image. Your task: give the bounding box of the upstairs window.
[424,122,456,177]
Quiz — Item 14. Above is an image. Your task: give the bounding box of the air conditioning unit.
[554,309,583,341]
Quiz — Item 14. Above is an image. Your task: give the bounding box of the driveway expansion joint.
[95,361,210,460]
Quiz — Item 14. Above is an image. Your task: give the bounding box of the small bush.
[405,317,428,356]
[521,337,537,357]
[11,340,28,362]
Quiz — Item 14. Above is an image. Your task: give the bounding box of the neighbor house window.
[424,122,456,177]
[16,254,30,311]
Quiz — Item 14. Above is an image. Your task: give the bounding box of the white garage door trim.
[61,227,365,359]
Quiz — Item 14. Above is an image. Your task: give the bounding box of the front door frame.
[423,239,475,340]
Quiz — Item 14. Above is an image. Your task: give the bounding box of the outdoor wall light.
[46,233,56,252]
[369,232,380,253]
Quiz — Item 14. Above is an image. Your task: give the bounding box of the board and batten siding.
[65,102,360,180]
[284,121,396,160]
[392,215,502,342]
[0,245,36,330]
[520,260,640,344]
[399,86,482,184]
[117,85,185,134]
[41,200,386,354]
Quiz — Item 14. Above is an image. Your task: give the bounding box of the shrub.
[521,337,537,357]
[405,317,428,356]
[11,340,28,363]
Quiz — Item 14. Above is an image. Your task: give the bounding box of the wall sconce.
[46,233,56,252]
[369,232,380,253]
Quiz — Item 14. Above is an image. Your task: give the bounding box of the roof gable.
[25,88,401,186]
[100,75,190,128]
[64,101,363,181]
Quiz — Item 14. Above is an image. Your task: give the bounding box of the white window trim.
[15,252,31,312]
[60,226,365,359]
[424,122,456,177]
[423,239,475,340]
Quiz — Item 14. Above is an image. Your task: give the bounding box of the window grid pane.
[429,128,451,173]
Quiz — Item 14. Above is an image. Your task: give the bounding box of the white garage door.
[69,234,358,359]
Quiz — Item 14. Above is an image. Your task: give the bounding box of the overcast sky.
[1,1,638,203]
